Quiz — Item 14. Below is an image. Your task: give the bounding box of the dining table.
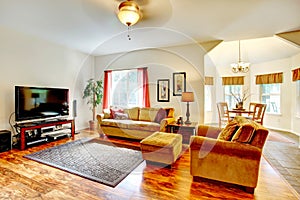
[229,108,254,116]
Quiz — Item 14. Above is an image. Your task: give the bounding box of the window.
[111,69,140,107]
[260,84,281,114]
[205,85,212,111]
[224,85,242,109]
[297,81,300,116]
[103,68,150,109]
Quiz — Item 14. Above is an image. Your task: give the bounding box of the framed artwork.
[173,72,186,96]
[157,79,170,102]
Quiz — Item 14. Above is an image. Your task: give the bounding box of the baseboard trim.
[265,126,300,136]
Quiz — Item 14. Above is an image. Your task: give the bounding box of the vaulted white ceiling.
[207,36,300,68]
[0,0,299,64]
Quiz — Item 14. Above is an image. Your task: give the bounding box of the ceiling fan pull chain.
[127,26,131,40]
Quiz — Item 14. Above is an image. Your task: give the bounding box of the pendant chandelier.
[231,40,250,73]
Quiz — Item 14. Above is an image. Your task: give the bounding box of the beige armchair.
[190,117,269,193]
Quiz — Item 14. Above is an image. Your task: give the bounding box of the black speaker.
[73,99,77,118]
[0,130,11,152]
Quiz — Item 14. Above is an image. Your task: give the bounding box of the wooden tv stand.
[17,119,75,150]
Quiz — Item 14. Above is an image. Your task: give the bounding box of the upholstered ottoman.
[140,132,182,166]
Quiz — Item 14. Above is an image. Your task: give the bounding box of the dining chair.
[248,102,257,113]
[217,102,233,128]
[244,102,257,117]
[250,103,267,125]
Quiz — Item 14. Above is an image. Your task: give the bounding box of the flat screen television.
[15,86,69,122]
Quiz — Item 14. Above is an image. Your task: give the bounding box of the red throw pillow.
[110,108,124,119]
[114,112,128,120]
[154,108,167,123]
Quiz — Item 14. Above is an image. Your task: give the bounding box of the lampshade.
[181,92,194,102]
[118,1,140,26]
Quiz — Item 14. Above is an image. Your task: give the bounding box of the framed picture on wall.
[157,79,170,102]
[173,72,186,96]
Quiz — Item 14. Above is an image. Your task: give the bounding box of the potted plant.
[83,78,103,130]
[231,88,250,109]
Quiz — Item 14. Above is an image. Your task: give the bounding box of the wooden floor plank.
[0,129,298,200]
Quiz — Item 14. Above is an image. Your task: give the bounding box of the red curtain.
[102,70,112,109]
[139,68,150,108]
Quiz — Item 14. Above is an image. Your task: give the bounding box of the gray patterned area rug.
[24,138,143,187]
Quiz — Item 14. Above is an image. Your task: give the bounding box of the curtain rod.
[104,67,147,72]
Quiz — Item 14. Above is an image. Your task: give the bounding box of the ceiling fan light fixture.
[118,1,140,26]
[231,40,250,73]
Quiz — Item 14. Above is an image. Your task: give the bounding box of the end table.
[166,122,197,144]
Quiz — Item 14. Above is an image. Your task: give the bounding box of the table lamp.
[181,92,194,125]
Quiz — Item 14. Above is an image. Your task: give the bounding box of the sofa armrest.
[96,114,104,123]
[159,117,176,132]
[197,125,222,139]
[190,136,262,160]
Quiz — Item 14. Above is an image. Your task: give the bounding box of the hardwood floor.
[0,130,299,200]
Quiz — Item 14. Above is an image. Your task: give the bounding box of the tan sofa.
[190,116,269,193]
[97,107,175,140]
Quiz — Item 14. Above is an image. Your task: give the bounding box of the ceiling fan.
[114,0,172,27]
[117,0,142,27]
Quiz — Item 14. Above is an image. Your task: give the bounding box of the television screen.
[15,86,69,122]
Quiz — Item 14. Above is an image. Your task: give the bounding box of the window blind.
[222,76,244,85]
[292,68,300,81]
[205,76,214,85]
[256,72,283,84]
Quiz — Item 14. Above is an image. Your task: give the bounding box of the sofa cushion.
[101,119,160,132]
[217,120,239,141]
[249,122,269,148]
[110,107,124,119]
[231,124,255,143]
[101,119,120,127]
[128,120,161,132]
[124,107,139,120]
[154,108,167,123]
[114,112,129,120]
[165,108,175,118]
[231,116,269,149]
[139,108,159,122]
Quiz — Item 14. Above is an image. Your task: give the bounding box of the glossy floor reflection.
[263,130,300,195]
[0,128,299,199]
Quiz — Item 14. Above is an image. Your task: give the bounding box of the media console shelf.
[16,119,75,150]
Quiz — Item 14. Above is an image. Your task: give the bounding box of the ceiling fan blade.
[115,0,149,6]
[137,1,172,27]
